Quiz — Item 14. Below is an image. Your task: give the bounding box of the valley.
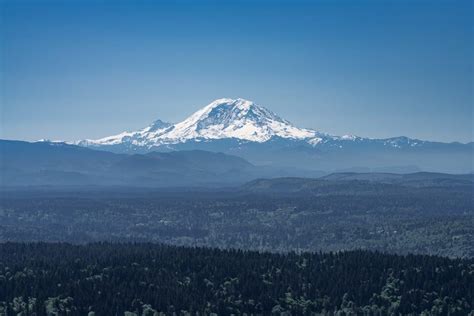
[1,176,472,258]
[2,0,472,314]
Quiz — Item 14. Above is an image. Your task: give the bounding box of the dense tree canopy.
[0,243,473,315]
[1,184,472,257]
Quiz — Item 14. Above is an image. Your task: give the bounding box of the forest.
[1,178,473,315]
[1,242,473,315]
[0,179,472,258]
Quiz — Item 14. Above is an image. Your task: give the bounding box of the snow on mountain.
[77,98,435,152]
[78,119,172,147]
[160,98,317,142]
[79,98,321,147]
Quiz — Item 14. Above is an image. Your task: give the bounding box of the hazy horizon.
[1,0,473,143]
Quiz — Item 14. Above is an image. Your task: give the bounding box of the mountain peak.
[191,98,282,124]
[80,98,317,146]
[160,98,316,143]
[192,98,263,122]
[207,97,254,108]
[146,119,172,132]
[76,97,466,160]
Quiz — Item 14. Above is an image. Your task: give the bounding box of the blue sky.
[1,0,472,142]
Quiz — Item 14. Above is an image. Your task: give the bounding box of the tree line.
[0,242,472,315]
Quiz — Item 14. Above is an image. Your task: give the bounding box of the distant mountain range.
[76,98,473,173]
[0,139,324,187]
[1,139,472,188]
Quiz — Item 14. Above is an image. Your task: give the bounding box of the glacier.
[75,98,473,173]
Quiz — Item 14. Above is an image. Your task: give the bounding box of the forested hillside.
[1,180,472,257]
[1,243,473,315]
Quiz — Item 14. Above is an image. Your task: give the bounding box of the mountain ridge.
[65,98,474,172]
[0,139,261,187]
[0,139,329,187]
[242,172,474,194]
[78,98,322,147]
[77,98,472,149]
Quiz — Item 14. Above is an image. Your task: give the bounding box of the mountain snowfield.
[78,98,409,149]
[75,98,472,173]
[79,98,318,147]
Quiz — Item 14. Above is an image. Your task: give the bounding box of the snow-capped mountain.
[77,98,473,173]
[79,98,322,147]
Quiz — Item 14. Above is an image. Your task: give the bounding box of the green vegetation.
[1,181,472,257]
[1,243,473,315]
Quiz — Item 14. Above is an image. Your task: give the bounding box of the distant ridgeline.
[0,243,473,315]
[1,139,473,187]
[76,98,474,173]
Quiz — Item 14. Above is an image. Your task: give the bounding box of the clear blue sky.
[1,0,472,142]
